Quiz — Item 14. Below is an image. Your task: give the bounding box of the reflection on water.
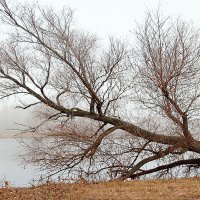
[0,138,41,187]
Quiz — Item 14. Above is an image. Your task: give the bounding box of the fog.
[0,102,35,136]
[1,0,200,136]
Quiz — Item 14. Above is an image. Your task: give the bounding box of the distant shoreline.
[0,132,44,138]
[0,132,57,139]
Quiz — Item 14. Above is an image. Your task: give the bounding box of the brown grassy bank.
[0,178,200,200]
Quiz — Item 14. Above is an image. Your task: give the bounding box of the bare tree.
[0,0,200,181]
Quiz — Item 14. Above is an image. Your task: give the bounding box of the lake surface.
[0,138,42,187]
[0,137,190,187]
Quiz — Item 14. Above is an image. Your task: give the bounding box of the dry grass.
[0,178,200,200]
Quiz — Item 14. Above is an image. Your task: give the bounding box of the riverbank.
[0,178,200,200]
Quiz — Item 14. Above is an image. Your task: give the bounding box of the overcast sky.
[1,0,200,132]
[10,0,200,39]
[31,0,200,37]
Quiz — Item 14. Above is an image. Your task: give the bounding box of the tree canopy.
[0,0,200,181]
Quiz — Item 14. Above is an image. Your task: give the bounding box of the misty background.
[1,0,200,136]
[0,102,35,136]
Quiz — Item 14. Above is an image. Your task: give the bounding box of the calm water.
[0,138,187,187]
[0,138,41,187]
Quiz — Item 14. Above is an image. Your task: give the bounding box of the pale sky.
[17,0,200,38]
[39,0,200,36]
[1,0,200,132]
